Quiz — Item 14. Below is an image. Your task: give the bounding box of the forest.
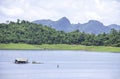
[0,19,120,47]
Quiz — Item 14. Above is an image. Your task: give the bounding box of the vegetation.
[0,44,120,52]
[0,19,120,47]
[0,43,40,49]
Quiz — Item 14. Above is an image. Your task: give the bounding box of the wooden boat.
[15,58,28,64]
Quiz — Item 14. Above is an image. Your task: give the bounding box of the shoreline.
[0,43,120,52]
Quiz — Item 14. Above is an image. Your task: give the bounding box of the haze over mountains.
[33,17,120,34]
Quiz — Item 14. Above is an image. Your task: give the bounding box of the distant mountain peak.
[88,20,102,24]
[109,24,118,26]
[87,20,104,26]
[60,17,69,20]
[108,24,120,30]
[58,17,70,23]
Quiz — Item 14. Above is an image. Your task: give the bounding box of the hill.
[0,20,120,47]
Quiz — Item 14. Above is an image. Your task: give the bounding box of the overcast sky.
[0,0,120,25]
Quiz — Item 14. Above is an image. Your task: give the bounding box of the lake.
[0,50,120,79]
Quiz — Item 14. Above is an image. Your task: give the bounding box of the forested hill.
[0,20,120,47]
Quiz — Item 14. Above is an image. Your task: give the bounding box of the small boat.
[32,61,43,64]
[15,58,28,64]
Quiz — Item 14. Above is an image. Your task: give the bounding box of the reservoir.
[0,50,120,79]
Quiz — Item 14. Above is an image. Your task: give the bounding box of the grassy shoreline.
[0,43,120,52]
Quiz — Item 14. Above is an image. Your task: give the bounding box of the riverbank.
[0,43,120,52]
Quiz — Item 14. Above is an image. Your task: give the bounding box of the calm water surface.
[0,50,120,79]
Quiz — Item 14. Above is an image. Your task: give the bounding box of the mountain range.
[32,17,120,34]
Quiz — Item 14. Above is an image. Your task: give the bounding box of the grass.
[0,43,40,50]
[0,43,120,52]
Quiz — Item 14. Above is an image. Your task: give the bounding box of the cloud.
[0,0,120,25]
[0,6,24,16]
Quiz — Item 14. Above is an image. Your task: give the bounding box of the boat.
[15,58,28,64]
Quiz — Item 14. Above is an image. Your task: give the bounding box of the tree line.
[0,20,120,47]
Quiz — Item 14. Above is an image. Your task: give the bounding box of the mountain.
[54,17,73,32]
[108,24,120,30]
[32,19,54,28]
[77,20,111,34]
[33,17,120,34]
[33,17,72,32]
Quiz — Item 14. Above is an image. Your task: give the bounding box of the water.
[0,50,120,79]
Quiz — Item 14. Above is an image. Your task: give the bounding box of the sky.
[0,0,120,25]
